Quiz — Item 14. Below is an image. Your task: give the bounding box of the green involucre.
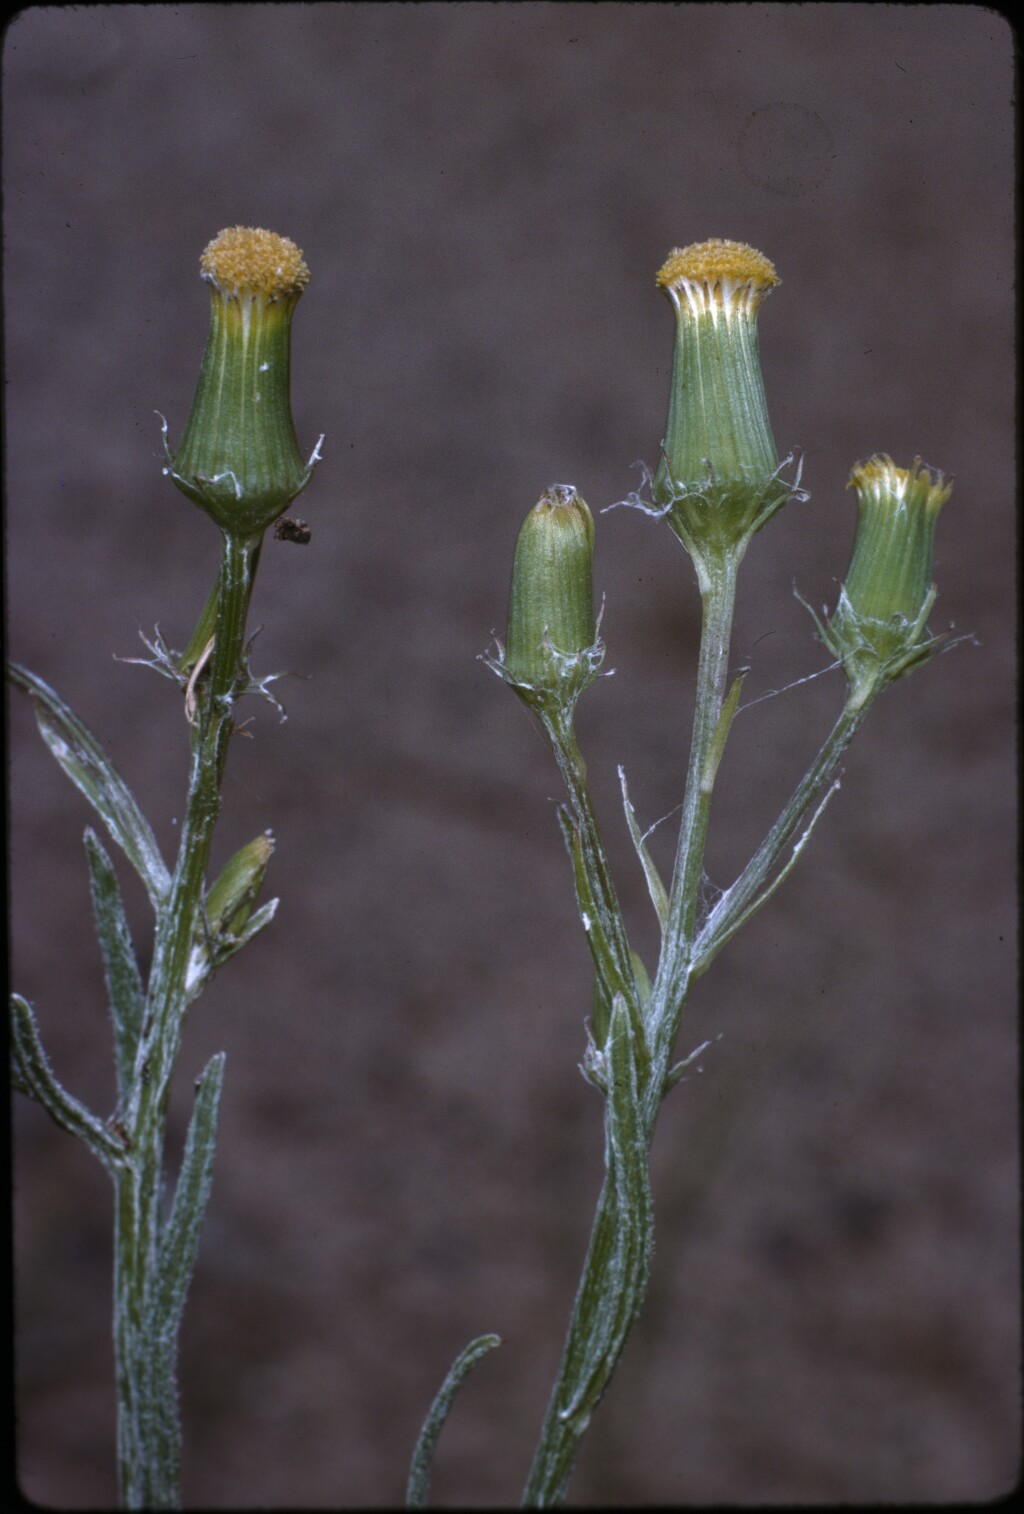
[824,455,951,695]
[504,485,596,690]
[651,260,793,559]
[169,291,313,536]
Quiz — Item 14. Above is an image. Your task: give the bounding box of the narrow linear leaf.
[591,950,651,1055]
[617,766,669,930]
[84,828,145,1099]
[211,897,279,968]
[7,662,170,908]
[10,1052,31,1100]
[9,993,127,1171]
[406,1333,502,1509]
[230,895,278,949]
[521,996,655,1506]
[693,777,841,977]
[557,810,624,1018]
[700,668,747,795]
[664,1034,722,1092]
[630,951,652,1008]
[186,897,280,1003]
[178,576,220,675]
[151,1052,226,1343]
[560,993,653,1432]
[558,808,647,1060]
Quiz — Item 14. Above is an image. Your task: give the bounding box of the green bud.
[205,830,274,938]
[822,455,951,702]
[651,239,795,563]
[166,226,320,537]
[502,485,600,708]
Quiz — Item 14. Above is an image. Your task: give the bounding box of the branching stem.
[522,550,742,1506]
[520,545,879,1509]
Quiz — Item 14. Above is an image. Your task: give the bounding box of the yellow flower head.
[200,226,310,303]
[656,238,778,325]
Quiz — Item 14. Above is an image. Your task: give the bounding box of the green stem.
[692,691,876,975]
[548,716,633,983]
[522,990,651,1510]
[113,528,261,1509]
[522,551,742,1508]
[652,551,739,1061]
[521,538,890,1509]
[544,709,647,1063]
[522,1178,620,1508]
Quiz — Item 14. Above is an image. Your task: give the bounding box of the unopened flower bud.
[205,830,274,938]
[652,239,793,560]
[502,485,600,708]
[823,455,951,700]
[167,227,318,537]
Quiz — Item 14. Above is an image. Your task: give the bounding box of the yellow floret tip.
[848,454,902,493]
[848,454,952,511]
[201,226,310,301]
[657,238,778,293]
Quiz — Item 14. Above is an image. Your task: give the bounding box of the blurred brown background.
[4,5,1017,1507]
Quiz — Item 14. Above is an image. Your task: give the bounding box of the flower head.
[656,238,779,325]
[166,227,318,537]
[652,238,794,569]
[821,455,951,701]
[200,226,310,305]
[490,485,603,714]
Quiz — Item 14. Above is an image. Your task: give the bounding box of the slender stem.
[520,531,892,1510]
[693,690,876,974]
[544,709,647,1063]
[113,528,261,1509]
[651,552,739,1066]
[522,551,742,1509]
[522,1176,620,1508]
[523,989,651,1510]
[549,715,633,980]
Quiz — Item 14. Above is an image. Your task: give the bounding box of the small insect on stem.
[274,516,311,544]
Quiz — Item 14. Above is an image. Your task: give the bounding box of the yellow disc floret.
[200,226,310,302]
[847,454,952,516]
[657,238,778,293]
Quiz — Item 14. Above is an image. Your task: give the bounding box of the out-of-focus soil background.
[5,5,1017,1507]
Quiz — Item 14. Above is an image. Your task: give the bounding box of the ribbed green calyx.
[823,455,951,698]
[168,227,314,536]
[840,455,949,626]
[504,485,596,693]
[651,239,789,559]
